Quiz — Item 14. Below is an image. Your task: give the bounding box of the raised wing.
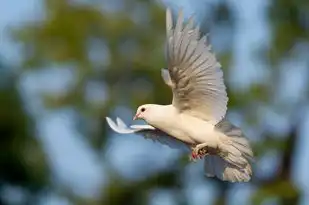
[106,117,190,151]
[164,8,228,125]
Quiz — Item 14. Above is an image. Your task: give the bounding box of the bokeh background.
[1,0,309,204]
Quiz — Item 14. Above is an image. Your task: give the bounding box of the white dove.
[106,8,253,182]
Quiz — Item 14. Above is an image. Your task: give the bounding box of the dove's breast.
[146,105,219,145]
[154,120,197,144]
[177,114,219,146]
[152,112,218,145]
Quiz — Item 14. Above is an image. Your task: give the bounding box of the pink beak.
[133,112,140,120]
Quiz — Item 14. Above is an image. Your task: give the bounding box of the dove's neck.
[145,104,177,127]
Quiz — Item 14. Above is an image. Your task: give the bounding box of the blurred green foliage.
[0,61,50,204]
[1,0,309,204]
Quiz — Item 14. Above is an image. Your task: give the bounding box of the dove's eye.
[141,108,146,112]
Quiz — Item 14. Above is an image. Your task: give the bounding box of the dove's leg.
[190,143,220,161]
[189,146,198,161]
[189,145,209,161]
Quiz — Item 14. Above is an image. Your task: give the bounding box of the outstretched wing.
[106,117,190,151]
[163,8,228,125]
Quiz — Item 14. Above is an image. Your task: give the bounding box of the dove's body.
[144,104,219,146]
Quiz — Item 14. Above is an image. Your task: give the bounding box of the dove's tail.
[203,119,254,182]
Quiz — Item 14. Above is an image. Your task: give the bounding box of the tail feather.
[203,119,254,182]
[204,155,252,182]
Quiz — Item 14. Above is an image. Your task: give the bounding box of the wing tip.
[105,116,113,125]
[116,117,128,129]
[106,116,134,134]
[166,8,173,35]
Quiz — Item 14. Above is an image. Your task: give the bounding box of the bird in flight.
[106,8,253,182]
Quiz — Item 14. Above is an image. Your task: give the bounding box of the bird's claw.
[189,145,208,162]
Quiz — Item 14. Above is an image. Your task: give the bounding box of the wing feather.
[164,8,228,125]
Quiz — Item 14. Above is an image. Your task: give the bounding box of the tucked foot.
[189,144,209,162]
[189,151,199,162]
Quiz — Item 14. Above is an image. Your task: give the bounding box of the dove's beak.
[133,113,140,120]
[133,114,138,120]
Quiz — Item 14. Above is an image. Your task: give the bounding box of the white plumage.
[106,8,253,182]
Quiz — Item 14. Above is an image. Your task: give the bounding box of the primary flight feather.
[106,8,253,182]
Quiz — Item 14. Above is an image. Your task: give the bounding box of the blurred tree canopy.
[1,0,308,204]
[0,60,50,204]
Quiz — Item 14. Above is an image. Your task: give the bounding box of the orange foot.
[189,146,208,161]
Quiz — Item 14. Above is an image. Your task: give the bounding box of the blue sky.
[1,0,309,204]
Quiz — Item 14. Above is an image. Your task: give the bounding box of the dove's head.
[133,104,163,121]
[133,104,152,121]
